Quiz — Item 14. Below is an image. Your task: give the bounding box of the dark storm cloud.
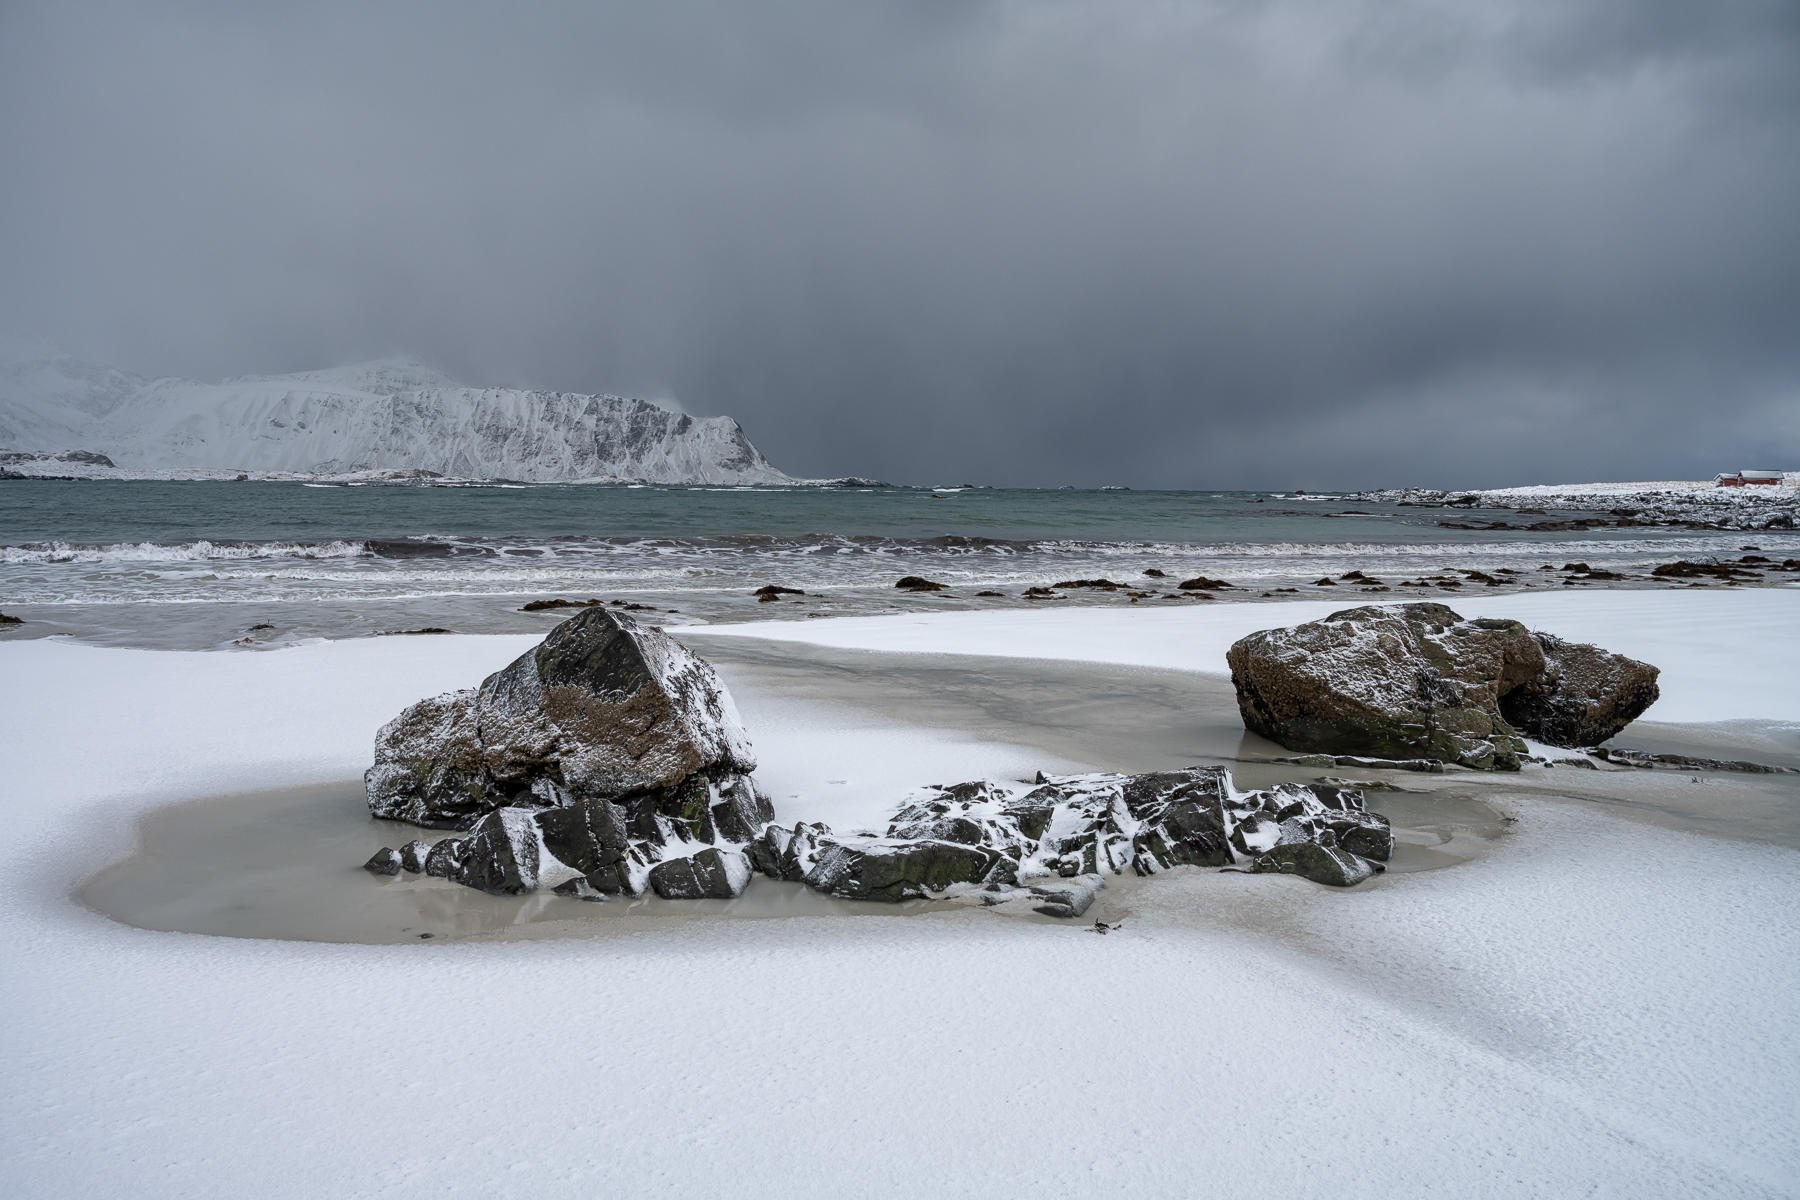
[2,0,1796,487]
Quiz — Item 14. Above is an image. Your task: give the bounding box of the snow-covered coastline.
[4,592,1798,1195]
[1357,476,1798,530]
[0,351,808,484]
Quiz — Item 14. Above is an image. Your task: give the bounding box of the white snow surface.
[690,588,1800,725]
[3,601,1799,1195]
[0,350,795,483]
[1481,475,1799,498]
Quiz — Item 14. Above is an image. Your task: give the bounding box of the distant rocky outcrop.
[363,607,769,895]
[1227,603,1659,769]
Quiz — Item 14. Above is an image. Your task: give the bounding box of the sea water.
[2,479,1790,647]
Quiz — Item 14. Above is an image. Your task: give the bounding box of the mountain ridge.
[0,350,799,484]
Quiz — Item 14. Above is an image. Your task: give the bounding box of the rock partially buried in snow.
[1226,603,1659,770]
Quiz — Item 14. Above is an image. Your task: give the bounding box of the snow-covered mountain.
[0,349,796,484]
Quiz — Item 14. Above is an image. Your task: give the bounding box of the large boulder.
[1498,633,1660,747]
[361,608,771,896]
[1226,603,1658,769]
[368,608,756,827]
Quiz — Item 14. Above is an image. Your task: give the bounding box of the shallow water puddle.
[78,777,1511,945]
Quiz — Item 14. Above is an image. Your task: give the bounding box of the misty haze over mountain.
[2,1,1796,488]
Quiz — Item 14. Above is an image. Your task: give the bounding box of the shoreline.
[58,607,1800,945]
[6,589,1800,1192]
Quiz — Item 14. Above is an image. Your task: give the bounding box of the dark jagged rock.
[1227,603,1661,769]
[747,821,829,882]
[1652,559,1762,580]
[1498,633,1660,747]
[423,837,463,878]
[447,807,586,895]
[520,597,604,611]
[784,766,1390,911]
[397,839,431,873]
[1052,578,1126,590]
[804,839,1001,902]
[362,847,402,876]
[648,848,752,899]
[1591,747,1797,774]
[1178,575,1235,590]
[1247,835,1383,887]
[894,576,946,591]
[1124,770,1234,873]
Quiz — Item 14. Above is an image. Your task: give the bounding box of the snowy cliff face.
[0,347,146,452]
[0,352,795,484]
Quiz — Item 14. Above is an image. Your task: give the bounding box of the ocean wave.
[1,530,1762,569]
[0,539,372,565]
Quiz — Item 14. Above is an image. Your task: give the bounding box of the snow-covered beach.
[4,589,1798,1196]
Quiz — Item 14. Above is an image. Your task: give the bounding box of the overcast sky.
[2,0,1796,487]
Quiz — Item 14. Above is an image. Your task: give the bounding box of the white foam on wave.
[0,539,372,566]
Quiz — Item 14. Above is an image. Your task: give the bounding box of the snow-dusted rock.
[1246,835,1382,887]
[1498,633,1660,748]
[745,821,829,882]
[361,847,402,876]
[785,766,1392,911]
[445,807,588,895]
[369,763,1388,908]
[366,607,758,827]
[648,848,753,900]
[802,838,1006,902]
[1227,603,1661,767]
[361,608,772,897]
[1228,604,1547,769]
